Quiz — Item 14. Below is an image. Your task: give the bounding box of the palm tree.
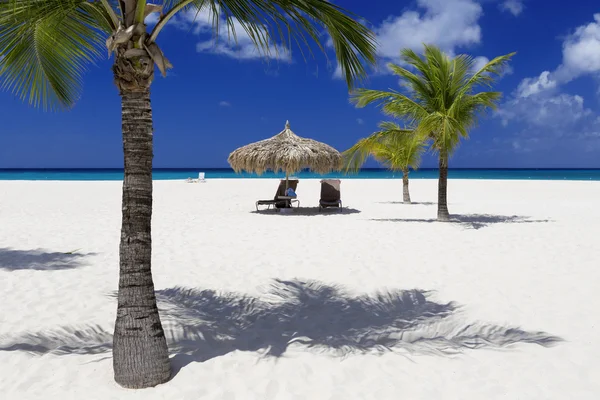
[343,121,426,203]
[0,0,376,388]
[350,45,514,220]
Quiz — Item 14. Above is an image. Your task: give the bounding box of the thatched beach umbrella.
[228,121,342,188]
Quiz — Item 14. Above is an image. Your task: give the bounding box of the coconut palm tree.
[350,45,514,220]
[343,121,426,203]
[0,0,376,388]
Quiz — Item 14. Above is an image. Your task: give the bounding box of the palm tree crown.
[0,0,377,109]
[351,45,514,154]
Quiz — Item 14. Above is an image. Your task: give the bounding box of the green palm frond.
[449,91,502,134]
[448,54,473,95]
[0,0,111,110]
[462,52,516,92]
[342,135,383,174]
[377,121,403,132]
[387,62,432,105]
[350,88,429,124]
[350,44,514,154]
[342,122,426,174]
[399,47,435,86]
[413,112,463,154]
[157,0,377,88]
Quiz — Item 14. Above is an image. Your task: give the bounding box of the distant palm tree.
[0,0,376,388]
[343,121,426,203]
[351,45,514,220]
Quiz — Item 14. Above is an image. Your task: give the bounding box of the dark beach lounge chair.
[256,179,299,211]
[319,179,342,211]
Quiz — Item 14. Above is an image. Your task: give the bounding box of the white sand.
[1,178,599,399]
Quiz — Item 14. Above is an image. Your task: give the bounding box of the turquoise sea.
[0,168,599,181]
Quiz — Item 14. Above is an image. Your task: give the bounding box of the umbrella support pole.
[283,173,291,209]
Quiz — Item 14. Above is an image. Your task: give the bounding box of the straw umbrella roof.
[228,121,342,175]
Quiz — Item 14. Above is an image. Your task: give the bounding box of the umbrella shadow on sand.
[252,207,361,216]
[0,247,96,271]
[0,279,563,378]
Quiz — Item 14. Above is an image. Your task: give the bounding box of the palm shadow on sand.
[0,247,96,271]
[0,279,562,377]
[371,214,552,230]
[378,201,437,205]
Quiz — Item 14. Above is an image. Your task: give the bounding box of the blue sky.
[1,0,599,168]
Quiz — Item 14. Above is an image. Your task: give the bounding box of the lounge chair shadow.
[378,201,437,205]
[252,207,361,216]
[0,247,97,271]
[0,279,562,379]
[371,214,552,230]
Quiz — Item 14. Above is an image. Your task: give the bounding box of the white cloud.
[374,0,483,61]
[332,0,486,80]
[516,14,600,97]
[332,64,343,79]
[144,13,160,26]
[501,13,600,136]
[516,71,557,98]
[356,118,364,125]
[197,40,290,61]
[498,93,591,128]
[554,14,600,83]
[170,7,291,62]
[500,0,524,16]
[495,92,599,157]
[219,101,231,107]
[330,0,491,81]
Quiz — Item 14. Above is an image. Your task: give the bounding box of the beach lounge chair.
[319,179,342,211]
[198,172,206,183]
[256,179,299,211]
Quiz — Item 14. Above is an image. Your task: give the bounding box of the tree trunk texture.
[402,170,411,203]
[437,151,450,221]
[112,55,171,389]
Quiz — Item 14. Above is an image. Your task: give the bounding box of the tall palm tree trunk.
[437,151,450,221]
[112,56,171,389]
[402,169,411,204]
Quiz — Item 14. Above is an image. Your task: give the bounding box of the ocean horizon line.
[1,168,600,181]
[1,167,600,171]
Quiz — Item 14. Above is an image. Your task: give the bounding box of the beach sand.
[1,178,599,399]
